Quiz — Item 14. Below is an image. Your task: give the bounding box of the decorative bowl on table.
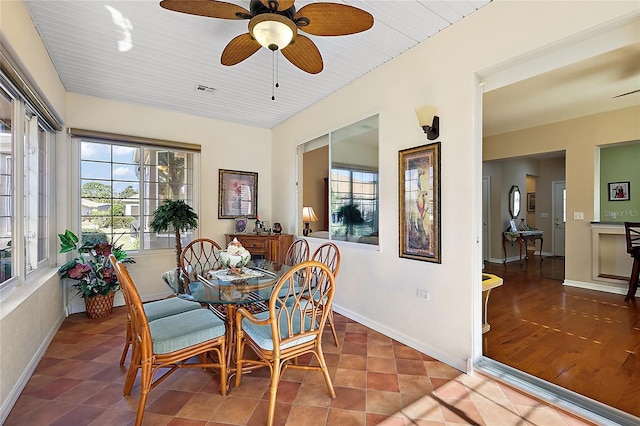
[219,238,251,270]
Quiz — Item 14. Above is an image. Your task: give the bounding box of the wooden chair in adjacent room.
[624,222,640,301]
[312,242,341,346]
[283,238,310,266]
[235,260,336,426]
[179,238,222,293]
[110,255,227,426]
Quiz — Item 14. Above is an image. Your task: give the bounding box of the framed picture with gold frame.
[218,169,258,219]
[398,142,441,263]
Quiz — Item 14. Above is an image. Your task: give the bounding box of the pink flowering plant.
[58,230,135,299]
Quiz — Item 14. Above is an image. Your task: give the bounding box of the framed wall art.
[527,192,536,212]
[399,142,441,263]
[608,181,630,201]
[218,169,258,219]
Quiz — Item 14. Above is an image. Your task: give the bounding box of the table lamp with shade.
[302,206,318,236]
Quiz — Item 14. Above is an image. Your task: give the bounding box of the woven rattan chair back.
[110,255,227,426]
[179,238,222,289]
[312,242,341,278]
[235,260,336,426]
[284,239,310,266]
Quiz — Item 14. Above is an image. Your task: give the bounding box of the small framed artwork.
[234,217,248,234]
[398,142,441,263]
[608,181,630,201]
[218,169,258,219]
[527,192,536,212]
[509,219,518,232]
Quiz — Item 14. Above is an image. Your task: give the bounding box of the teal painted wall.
[600,141,640,222]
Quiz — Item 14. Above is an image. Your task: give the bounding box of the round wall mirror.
[509,185,521,218]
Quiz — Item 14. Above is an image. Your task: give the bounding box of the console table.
[503,230,543,264]
[226,233,293,265]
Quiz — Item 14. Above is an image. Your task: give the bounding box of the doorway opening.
[477,15,640,425]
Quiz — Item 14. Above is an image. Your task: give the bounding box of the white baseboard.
[332,303,468,373]
[563,279,628,295]
[0,311,65,425]
[485,251,552,265]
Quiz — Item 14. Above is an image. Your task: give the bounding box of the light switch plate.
[574,212,584,220]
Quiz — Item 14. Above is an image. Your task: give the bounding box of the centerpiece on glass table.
[219,237,251,274]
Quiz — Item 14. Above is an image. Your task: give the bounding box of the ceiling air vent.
[194,84,216,95]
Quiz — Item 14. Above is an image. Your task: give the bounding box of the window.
[75,134,199,252]
[330,167,378,238]
[0,90,13,284]
[298,114,379,245]
[0,86,54,290]
[25,114,49,271]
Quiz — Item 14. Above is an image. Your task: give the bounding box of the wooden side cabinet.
[226,233,293,264]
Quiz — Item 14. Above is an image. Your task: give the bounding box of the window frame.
[297,114,380,246]
[0,79,55,296]
[70,130,201,254]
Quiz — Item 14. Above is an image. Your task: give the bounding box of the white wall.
[65,93,271,302]
[0,0,67,419]
[271,1,640,370]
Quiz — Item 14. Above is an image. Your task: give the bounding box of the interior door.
[552,180,566,257]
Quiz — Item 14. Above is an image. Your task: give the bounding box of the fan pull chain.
[271,50,280,101]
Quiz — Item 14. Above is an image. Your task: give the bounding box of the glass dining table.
[186,260,291,389]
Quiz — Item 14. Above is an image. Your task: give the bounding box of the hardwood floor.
[483,254,640,418]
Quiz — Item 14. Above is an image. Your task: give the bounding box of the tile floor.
[5,306,597,425]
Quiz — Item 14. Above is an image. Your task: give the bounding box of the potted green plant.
[58,229,135,318]
[336,203,364,237]
[149,199,199,269]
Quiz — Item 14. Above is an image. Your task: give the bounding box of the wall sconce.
[302,206,319,236]
[415,105,439,140]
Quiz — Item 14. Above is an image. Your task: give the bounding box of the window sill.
[0,267,59,321]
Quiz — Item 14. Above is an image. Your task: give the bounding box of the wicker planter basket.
[84,291,116,319]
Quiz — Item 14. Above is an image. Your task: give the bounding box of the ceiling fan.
[159,0,374,74]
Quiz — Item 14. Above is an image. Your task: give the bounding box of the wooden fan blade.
[281,34,323,74]
[221,33,261,66]
[295,3,373,36]
[160,0,250,20]
[259,0,295,12]
[613,89,640,98]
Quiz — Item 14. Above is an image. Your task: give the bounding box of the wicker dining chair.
[624,222,640,301]
[283,238,310,266]
[179,238,222,293]
[312,242,341,346]
[235,260,336,426]
[118,268,202,365]
[110,255,227,426]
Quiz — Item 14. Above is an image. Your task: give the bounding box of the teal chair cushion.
[144,297,201,322]
[149,309,226,355]
[242,310,315,351]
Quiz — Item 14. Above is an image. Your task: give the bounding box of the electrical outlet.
[417,289,430,301]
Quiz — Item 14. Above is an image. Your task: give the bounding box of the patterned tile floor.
[5,307,597,425]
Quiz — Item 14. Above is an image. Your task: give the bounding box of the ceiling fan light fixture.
[249,14,296,51]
